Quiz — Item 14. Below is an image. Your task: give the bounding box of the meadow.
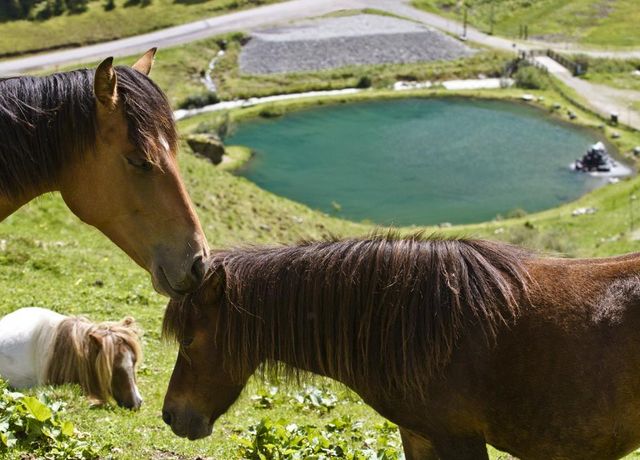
[0,0,279,58]
[412,0,640,48]
[4,32,640,459]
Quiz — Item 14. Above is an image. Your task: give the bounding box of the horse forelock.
[115,66,177,166]
[163,234,533,399]
[46,317,142,404]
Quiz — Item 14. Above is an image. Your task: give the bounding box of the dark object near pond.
[574,141,615,172]
[186,133,225,165]
[162,234,640,459]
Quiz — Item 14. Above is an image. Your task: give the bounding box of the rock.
[633,146,640,156]
[611,131,621,139]
[186,134,226,165]
[572,207,597,217]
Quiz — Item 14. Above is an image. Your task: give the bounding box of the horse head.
[87,316,143,410]
[58,50,208,298]
[161,268,247,439]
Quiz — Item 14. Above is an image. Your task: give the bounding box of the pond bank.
[174,78,514,120]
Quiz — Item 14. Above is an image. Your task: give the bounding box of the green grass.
[2,86,640,457]
[0,0,279,58]
[7,33,640,459]
[412,0,640,48]
[574,56,640,91]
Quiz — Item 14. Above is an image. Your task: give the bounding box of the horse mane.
[45,316,142,404]
[164,234,533,399]
[0,66,176,200]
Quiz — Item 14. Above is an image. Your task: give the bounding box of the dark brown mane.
[0,66,176,199]
[164,234,533,399]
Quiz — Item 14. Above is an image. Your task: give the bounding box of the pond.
[229,98,616,226]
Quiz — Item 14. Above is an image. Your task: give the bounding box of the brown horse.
[0,50,207,297]
[162,234,640,459]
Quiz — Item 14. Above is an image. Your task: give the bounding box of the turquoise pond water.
[229,98,611,226]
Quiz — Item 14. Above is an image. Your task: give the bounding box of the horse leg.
[431,435,489,460]
[399,428,438,460]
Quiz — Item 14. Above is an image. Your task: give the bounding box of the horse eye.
[126,156,153,171]
[180,337,194,348]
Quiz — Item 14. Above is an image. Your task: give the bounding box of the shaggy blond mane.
[45,317,142,404]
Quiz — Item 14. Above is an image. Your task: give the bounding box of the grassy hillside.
[6,36,640,458]
[2,124,640,458]
[0,0,279,58]
[575,56,640,91]
[412,0,640,47]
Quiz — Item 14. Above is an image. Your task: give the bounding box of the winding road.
[1,0,639,129]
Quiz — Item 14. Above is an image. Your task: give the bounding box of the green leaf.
[61,420,75,437]
[22,396,52,422]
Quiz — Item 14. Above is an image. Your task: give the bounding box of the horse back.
[479,255,640,458]
[0,307,65,388]
[366,254,640,459]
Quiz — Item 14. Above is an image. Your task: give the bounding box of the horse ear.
[94,57,118,111]
[132,48,157,76]
[120,316,136,327]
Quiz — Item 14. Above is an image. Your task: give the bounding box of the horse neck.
[0,72,93,219]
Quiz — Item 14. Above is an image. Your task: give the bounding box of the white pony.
[0,307,143,409]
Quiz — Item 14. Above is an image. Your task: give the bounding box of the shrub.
[356,76,372,89]
[234,416,402,459]
[177,90,219,110]
[0,380,106,459]
[514,65,549,90]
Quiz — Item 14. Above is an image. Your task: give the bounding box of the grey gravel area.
[239,14,475,75]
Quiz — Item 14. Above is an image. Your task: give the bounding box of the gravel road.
[239,14,475,74]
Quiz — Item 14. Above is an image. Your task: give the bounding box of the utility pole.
[463,6,468,39]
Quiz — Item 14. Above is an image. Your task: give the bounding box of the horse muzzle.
[152,250,208,299]
[162,407,212,440]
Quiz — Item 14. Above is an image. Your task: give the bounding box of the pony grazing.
[163,235,640,459]
[0,307,143,410]
[0,50,208,298]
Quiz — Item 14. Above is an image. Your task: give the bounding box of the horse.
[161,234,640,459]
[0,49,208,298]
[0,307,143,409]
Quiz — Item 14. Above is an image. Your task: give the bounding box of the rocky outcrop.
[186,134,225,164]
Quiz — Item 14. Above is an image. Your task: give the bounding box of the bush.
[514,65,549,90]
[234,416,401,459]
[177,90,219,110]
[0,380,106,459]
[356,76,372,89]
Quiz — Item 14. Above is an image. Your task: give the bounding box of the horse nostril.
[162,410,172,426]
[191,255,205,283]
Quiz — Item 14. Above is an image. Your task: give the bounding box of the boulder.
[186,134,225,165]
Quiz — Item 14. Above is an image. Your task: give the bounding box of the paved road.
[0,0,368,76]
[3,0,640,76]
[2,0,639,130]
[535,56,640,130]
